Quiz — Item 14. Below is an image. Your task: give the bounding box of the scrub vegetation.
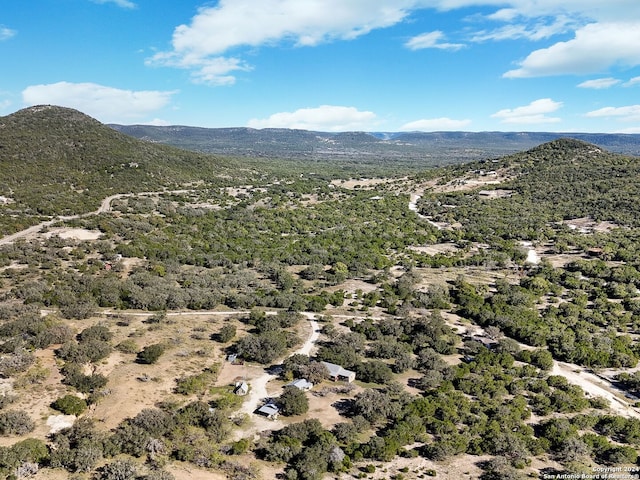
[0,106,640,479]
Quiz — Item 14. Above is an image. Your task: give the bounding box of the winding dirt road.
[408,192,443,230]
[411,187,640,419]
[0,189,194,247]
[552,362,640,419]
[441,314,640,419]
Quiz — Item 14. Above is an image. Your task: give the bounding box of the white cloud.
[247,105,377,132]
[405,31,465,50]
[145,118,171,126]
[90,0,136,8]
[22,82,177,123]
[504,22,640,78]
[623,76,640,87]
[149,0,640,83]
[486,8,518,21]
[577,77,620,89]
[614,126,640,133]
[468,1,640,77]
[467,0,640,22]
[400,117,471,131]
[0,26,16,40]
[150,0,419,84]
[491,98,563,124]
[585,105,640,122]
[471,16,575,42]
[147,54,252,86]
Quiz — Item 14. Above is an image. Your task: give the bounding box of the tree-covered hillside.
[419,138,640,242]
[0,105,240,232]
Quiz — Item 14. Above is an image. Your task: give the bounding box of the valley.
[1,107,640,480]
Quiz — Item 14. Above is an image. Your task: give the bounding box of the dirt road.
[0,189,194,246]
[552,362,640,419]
[409,192,443,230]
[238,316,319,417]
[441,313,640,419]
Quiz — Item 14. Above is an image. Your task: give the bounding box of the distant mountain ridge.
[110,123,640,164]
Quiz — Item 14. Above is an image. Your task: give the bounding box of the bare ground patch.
[408,243,460,255]
[331,177,403,189]
[563,216,621,233]
[44,227,103,241]
[344,454,492,480]
[478,188,514,198]
[428,170,514,194]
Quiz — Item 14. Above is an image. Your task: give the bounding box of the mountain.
[0,105,235,219]
[110,123,640,165]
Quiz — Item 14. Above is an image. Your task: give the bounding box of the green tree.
[357,360,394,384]
[52,395,88,415]
[218,324,236,343]
[278,386,309,416]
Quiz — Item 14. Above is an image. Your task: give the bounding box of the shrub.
[143,471,175,480]
[60,297,97,320]
[230,438,251,455]
[56,340,111,363]
[116,339,139,354]
[61,363,108,393]
[0,438,48,471]
[99,458,138,480]
[217,324,236,343]
[175,372,212,395]
[0,349,35,377]
[137,344,166,364]
[0,393,17,410]
[48,418,105,472]
[79,325,113,343]
[130,408,174,437]
[52,395,88,415]
[0,410,35,435]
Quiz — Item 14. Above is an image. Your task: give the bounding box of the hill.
[501,138,640,227]
[0,105,238,233]
[110,122,640,165]
[416,137,640,244]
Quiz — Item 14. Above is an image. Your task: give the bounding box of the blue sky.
[2,0,640,132]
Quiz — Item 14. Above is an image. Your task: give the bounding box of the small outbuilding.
[233,381,249,396]
[473,336,498,350]
[287,379,313,391]
[257,403,280,420]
